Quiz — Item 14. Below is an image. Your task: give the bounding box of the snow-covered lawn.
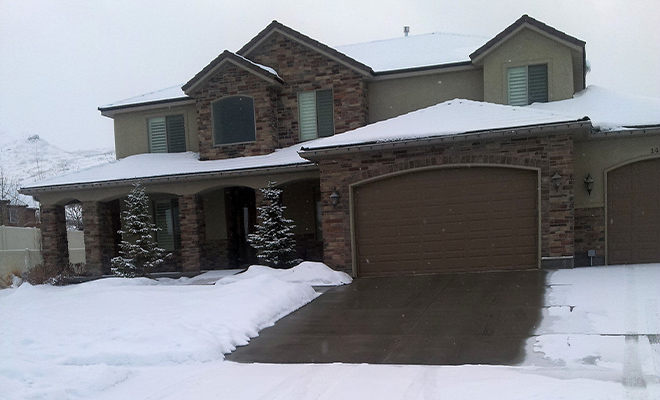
[1,263,658,399]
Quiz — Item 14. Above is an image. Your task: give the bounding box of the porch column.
[179,194,205,272]
[83,201,115,276]
[40,204,68,271]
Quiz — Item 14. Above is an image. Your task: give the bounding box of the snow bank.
[217,262,352,286]
[0,274,318,398]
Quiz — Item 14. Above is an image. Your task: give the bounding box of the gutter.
[98,97,195,118]
[20,162,318,196]
[299,119,591,160]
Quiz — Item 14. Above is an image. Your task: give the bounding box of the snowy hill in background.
[0,134,115,207]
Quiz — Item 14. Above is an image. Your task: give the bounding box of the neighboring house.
[0,200,39,228]
[21,15,660,277]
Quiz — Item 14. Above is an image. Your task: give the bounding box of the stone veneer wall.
[318,133,575,273]
[574,206,606,266]
[179,195,206,272]
[248,33,369,149]
[83,201,118,275]
[191,64,279,161]
[40,204,69,271]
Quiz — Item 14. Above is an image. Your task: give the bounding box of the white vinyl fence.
[0,226,85,277]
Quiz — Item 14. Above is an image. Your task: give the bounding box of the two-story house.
[21,15,660,277]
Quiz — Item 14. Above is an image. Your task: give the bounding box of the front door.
[225,187,257,267]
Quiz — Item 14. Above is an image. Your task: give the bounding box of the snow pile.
[218,262,353,286]
[0,271,320,398]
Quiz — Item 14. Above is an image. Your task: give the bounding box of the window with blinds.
[212,96,256,145]
[298,89,334,141]
[507,64,548,106]
[148,115,186,153]
[153,199,180,251]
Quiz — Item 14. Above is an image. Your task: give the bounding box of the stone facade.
[574,206,606,266]
[318,133,575,273]
[179,195,206,272]
[83,201,120,275]
[191,64,279,161]
[40,204,68,271]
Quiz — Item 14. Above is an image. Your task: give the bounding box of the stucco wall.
[481,28,576,104]
[368,68,484,123]
[113,104,198,159]
[574,135,660,208]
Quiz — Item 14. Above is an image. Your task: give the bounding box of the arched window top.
[212,96,256,145]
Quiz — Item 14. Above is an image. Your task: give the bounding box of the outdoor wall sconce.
[584,173,594,195]
[330,187,340,207]
[551,172,562,190]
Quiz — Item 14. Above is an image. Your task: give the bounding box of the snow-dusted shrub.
[111,182,169,277]
[247,181,301,269]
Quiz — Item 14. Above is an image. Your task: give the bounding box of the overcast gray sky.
[1,0,658,151]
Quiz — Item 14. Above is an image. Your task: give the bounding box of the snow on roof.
[234,53,280,78]
[100,85,189,109]
[301,99,584,151]
[527,85,660,131]
[22,145,313,190]
[335,32,488,72]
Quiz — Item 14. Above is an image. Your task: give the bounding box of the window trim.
[298,89,335,142]
[211,95,257,147]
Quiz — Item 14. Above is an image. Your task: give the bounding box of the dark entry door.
[225,187,257,267]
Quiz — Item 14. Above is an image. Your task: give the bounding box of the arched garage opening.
[607,157,660,265]
[352,166,540,277]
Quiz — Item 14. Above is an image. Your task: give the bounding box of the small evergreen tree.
[111,182,169,277]
[247,181,301,268]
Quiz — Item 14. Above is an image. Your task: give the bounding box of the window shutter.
[298,91,318,141]
[154,200,174,250]
[507,66,528,106]
[528,64,548,104]
[166,115,186,153]
[316,90,334,138]
[148,117,168,153]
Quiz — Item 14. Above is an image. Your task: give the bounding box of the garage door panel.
[608,158,660,265]
[355,167,538,276]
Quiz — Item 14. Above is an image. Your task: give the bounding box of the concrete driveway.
[226,270,547,365]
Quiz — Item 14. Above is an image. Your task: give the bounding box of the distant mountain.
[0,134,115,207]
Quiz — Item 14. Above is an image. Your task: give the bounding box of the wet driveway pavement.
[226,270,548,365]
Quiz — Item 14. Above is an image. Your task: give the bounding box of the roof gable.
[182,50,283,95]
[470,14,585,63]
[237,20,374,77]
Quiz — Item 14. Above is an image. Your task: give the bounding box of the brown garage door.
[353,167,538,277]
[608,158,660,264]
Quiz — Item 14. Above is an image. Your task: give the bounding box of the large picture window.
[298,89,334,141]
[148,115,186,153]
[212,96,256,145]
[507,64,548,106]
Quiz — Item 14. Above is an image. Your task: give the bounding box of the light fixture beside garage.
[584,174,594,195]
[330,187,340,207]
[551,172,562,190]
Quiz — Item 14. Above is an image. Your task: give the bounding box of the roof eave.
[299,120,591,161]
[19,162,318,195]
[98,97,195,118]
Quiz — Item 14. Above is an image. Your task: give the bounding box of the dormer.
[470,14,586,105]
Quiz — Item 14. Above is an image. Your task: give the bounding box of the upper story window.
[507,64,548,106]
[212,96,256,145]
[148,115,186,153]
[298,89,334,141]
